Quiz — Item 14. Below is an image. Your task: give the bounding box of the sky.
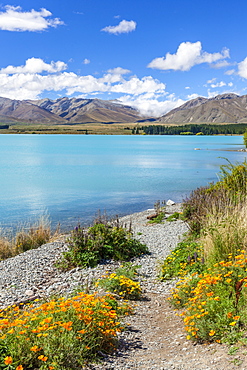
[0,0,247,117]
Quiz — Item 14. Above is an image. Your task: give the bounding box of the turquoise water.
[0,134,246,229]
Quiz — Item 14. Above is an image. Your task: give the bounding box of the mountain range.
[157,93,247,124]
[0,96,145,124]
[1,93,247,125]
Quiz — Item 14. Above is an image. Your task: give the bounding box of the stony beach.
[0,204,247,369]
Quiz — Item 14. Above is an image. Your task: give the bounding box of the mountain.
[0,97,66,124]
[27,97,144,123]
[0,96,145,124]
[157,94,247,124]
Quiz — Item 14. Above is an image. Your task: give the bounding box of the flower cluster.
[96,272,142,300]
[169,250,247,343]
[0,292,129,369]
[161,242,205,280]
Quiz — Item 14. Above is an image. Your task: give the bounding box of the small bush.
[96,263,142,300]
[161,242,205,280]
[148,212,165,224]
[166,212,183,222]
[59,223,148,269]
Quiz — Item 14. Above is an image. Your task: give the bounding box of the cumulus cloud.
[148,41,230,71]
[107,67,131,75]
[210,81,226,88]
[0,59,166,106]
[238,57,247,79]
[225,69,235,75]
[187,93,199,100]
[118,93,184,117]
[83,59,90,65]
[101,19,136,34]
[0,5,63,32]
[0,57,67,74]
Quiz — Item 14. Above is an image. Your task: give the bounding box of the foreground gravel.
[0,204,186,309]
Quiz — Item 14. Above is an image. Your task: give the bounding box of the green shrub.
[161,242,205,280]
[148,212,165,224]
[58,223,148,269]
[96,263,142,300]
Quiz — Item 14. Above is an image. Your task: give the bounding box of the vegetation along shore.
[1,160,247,368]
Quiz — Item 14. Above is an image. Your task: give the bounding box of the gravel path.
[1,205,246,369]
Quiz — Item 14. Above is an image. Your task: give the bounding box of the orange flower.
[233,316,240,320]
[38,355,48,362]
[16,366,24,370]
[227,312,232,318]
[4,356,13,365]
[30,345,41,352]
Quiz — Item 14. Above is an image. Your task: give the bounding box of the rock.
[166,199,175,206]
[25,289,34,296]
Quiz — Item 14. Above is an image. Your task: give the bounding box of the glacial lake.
[0,134,246,230]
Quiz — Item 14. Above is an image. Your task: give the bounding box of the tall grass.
[0,215,58,261]
[200,203,247,263]
[182,159,247,262]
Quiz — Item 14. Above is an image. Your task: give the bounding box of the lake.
[0,134,246,230]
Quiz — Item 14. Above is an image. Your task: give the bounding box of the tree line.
[133,124,247,136]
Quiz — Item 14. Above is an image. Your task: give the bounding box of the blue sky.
[0,0,247,116]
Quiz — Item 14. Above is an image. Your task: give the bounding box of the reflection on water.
[0,134,246,230]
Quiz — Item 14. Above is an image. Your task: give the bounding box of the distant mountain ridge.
[157,93,247,124]
[1,93,247,125]
[0,96,146,124]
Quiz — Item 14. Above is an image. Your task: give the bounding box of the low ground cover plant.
[96,263,142,300]
[162,159,247,345]
[0,291,130,369]
[58,222,148,269]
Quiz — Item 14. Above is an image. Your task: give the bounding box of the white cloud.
[228,82,233,87]
[207,78,216,84]
[225,69,235,75]
[83,59,90,65]
[211,81,226,88]
[148,41,229,71]
[0,59,166,103]
[0,57,67,74]
[107,67,131,75]
[238,57,247,79]
[185,86,190,90]
[210,60,231,68]
[101,20,136,34]
[0,5,63,32]
[207,90,219,98]
[118,94,184,117]
[187,93,199,100]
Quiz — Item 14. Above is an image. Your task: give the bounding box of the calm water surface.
[0,134,246,229]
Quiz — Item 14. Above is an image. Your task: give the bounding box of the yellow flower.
[4,356,13,365]
[209,330,215,336]
[229,321,236,326]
